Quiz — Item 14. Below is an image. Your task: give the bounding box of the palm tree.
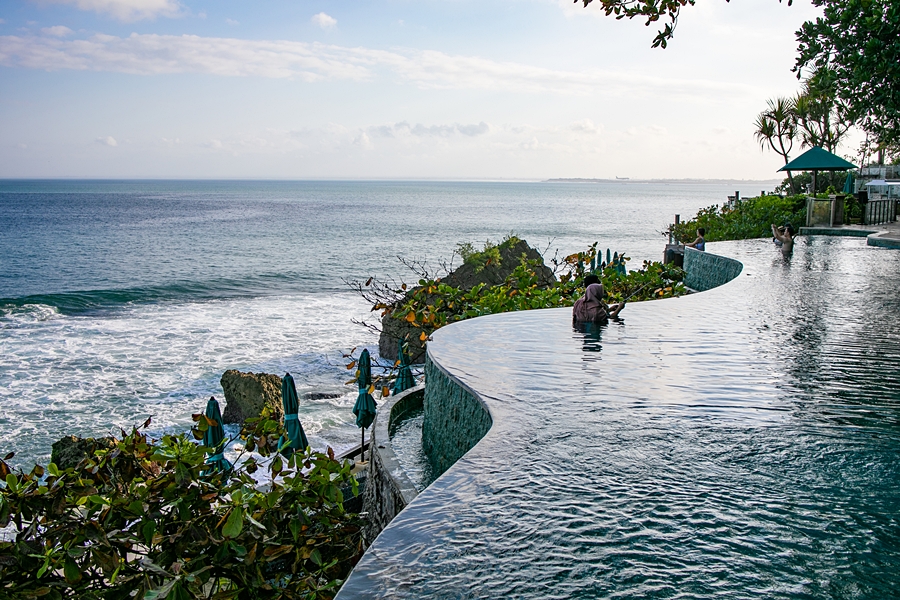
[755,97,798,194]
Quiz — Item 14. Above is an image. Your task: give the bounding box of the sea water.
[0,179,770,468]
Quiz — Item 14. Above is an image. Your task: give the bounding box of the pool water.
[340,236,900,599]
[388,407,435,492]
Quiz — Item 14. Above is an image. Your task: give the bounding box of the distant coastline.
[546,178,782,184]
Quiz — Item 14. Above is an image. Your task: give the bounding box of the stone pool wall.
[361,385,424,546]
[683,247,743,292]
[422,355,493,478]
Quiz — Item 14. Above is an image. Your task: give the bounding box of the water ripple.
[342,238,900,599]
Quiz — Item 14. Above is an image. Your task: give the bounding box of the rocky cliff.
[379,239,555,363]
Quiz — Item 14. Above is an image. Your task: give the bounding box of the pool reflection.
[340,237,900,600]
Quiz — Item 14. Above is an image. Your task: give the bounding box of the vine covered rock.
[379,238,555,362]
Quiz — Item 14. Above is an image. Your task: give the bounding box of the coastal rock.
[442,238,555,291]
[379,239,556,363]
[220,370,284,424]
[51,435,117,470]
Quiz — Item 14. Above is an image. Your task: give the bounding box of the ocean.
[0,179,775,469]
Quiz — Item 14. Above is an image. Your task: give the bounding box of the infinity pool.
[341,237,900,599]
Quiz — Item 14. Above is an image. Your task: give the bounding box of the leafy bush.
[381,243,687,344]
[456,235,520,273]
[0,413,363,599]
[669,194,806,243]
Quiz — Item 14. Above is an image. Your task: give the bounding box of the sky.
[0,0,858,180]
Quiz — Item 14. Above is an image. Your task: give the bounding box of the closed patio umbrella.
[280,372,309,459]
[843,171,854,194]
[202,396,231,474]
[392,343,416,394]
[352,349,378,462]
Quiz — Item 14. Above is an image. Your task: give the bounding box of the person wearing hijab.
[573,283,625,324]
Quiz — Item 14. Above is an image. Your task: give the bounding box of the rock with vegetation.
[371,238,686,368]
[50,435,116,470]
[220,370,283,424]
[379,238,555,363]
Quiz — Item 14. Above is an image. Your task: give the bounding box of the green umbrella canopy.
[843,172,854,194]
[353,349,377,430]
[279,372,309,458]
[778,146,857,172]
[392,343,416,394]
[202,396,231,473]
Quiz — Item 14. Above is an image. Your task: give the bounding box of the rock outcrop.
[220,370,283,424]
[379,239,556,363]
[51,435,117,470]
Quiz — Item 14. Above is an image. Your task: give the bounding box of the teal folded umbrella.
[202,396,231,474]
[352,349,378,461]
[392,343,416,394]
[843,172,854,194]
[279,372,309,458]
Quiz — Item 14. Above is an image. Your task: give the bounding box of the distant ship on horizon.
[616,176,630,180]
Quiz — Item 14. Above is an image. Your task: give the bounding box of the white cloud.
[311,12,336,29]
[40,26,73,37]
[225,18,238,26]
[0,19,6,24]
[97,135,117,146]
[368,121,490,138]
[570,119,602,134]
[38,0,182,22]
[352,131,372,148]
[0,31,761,100]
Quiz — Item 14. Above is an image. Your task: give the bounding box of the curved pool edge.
[337,248,747,598]
[359,385,424,545]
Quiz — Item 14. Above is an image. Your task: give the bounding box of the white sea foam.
[0,303,62,323]
[0,292,380,468]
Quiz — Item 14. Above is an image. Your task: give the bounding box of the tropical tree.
[795,0,900,149]
[576,0,793,48]
[793,69,851,153]
[755,97,798,194]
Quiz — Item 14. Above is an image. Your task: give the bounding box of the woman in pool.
[573,283,625,324]
[685,227,706,251]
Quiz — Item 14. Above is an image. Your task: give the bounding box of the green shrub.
[456,235,521,273]
[0,413,363,599]
[670,194,806,243]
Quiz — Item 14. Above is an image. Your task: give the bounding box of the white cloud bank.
[0,31,760,99]
[37,0,182,21]
[40,25,73,37]
[311,13,337,29]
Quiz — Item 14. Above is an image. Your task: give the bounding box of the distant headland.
[545,178,781,184]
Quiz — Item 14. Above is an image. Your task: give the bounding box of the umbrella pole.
[361,427,365,462]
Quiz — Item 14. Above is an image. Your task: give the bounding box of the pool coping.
[800,224,900,249]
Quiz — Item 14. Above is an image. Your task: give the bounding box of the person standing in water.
[771,223,795,255]
[573,283,625,324]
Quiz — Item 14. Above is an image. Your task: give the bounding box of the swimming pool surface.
[339,237,900,599]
